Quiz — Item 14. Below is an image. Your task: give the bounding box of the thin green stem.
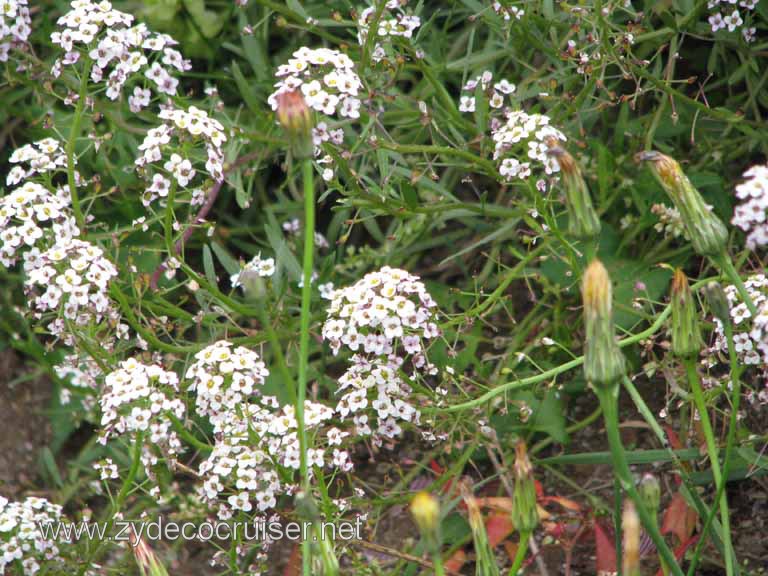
[297,158,316,575]
[257,304,297,404]
[713,251,758,317]
[686,325,743,575]
[440,305,672,413]
[507,532,530,576]
[66,60,93,233]
[684,359,734,576]
[596,387,685,576]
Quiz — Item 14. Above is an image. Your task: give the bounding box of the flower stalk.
[638,151,757,316]
[66,59,93,234]
[582,259,684,576]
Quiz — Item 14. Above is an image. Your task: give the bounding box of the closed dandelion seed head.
[546,140,601,239]
[276,90,313,151]
[637,151,728,256]
[582,259,625,389]
[670,269,703,358]
[638,473,661,516]
[622,500,641,576]
[511,440,539,533]
[704,281,732,328]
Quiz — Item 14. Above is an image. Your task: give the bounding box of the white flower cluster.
[357,1,421,63]
[282,217,330,248]
[230,253,275,290]
[0,182,79,267]
[322,266,440,441]
[457,71,565,182]
[0,0,31,62]
[185,340,269,431]
[24,238,118,341]
[6,138,70,186]
[492,1,524,21]
[337,355,420,441]
[708,0,757,41]
[652,203,688,240]
[732,163,768,249]
[0,496,66,575]
[135,106,226,207]
[197,397,346,515]
[492,110,566,181]
[710,274,768,368]
[99,358,185,468]
[458,71,516,112]
[51,0,190,106]
[269,47,363,120]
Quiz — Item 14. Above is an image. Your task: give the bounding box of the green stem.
[257,304,297,404]
[507,532,530,576]
[684,359,734,576]
[297,158,316,575]
[441,305,672,413]
[163,182,178,258]
[686,325,743,576]
[66,60,93,233]
[596,387,685,576]
[712,251,758,317]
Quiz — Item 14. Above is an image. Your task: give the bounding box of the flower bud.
[546,141,601,239]
[622,501,641,576]
[638,473,661,518]
[276,90,313,158]
[704,281,731,327]
[410,491,440,538]
[130,529,169,576]
[582,259,626,389]
[670,269,703,358]
[636,151,728,256]
[511,440,539,533]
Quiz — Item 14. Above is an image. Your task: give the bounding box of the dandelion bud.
[637,151,728,256]
[622,501,641,576]
[511,440,539,533]
[704,281,731,327]
[670,269,703,358]
[582,259,626,389]
[276,90,313,157]
[410,491,440,538]
[547,140,601,239]
[638,473,661,517]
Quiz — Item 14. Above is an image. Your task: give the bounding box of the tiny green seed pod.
[275,90,313,158]
[637,151,728,257]
[670,269,703,358]
[546,141,601,240]
[582,259,626,389]
[511,440,539,533]
[704,281,732,327]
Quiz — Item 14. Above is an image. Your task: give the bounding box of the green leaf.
[210,242,240,276]
[182,0,225,38]
[231,60,261,114]
[202,244,217,286]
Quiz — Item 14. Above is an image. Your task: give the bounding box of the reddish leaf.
[539,495,583,512]
[485,513,515,548]
[661,492,697,544]
[444,549,468,573]
[664,426,683,450]
[594,521,617,574]
[283,544,301,576]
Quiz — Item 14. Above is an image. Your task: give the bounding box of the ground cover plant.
[0,0,767,574]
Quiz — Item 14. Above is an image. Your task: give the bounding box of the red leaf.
[486,513,515,548]
[444,549,468,573]
[594,521,617,573]
[283,544,301,576]
[661,492,697,544]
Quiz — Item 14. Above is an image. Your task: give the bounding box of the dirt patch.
[0,349,52,497]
